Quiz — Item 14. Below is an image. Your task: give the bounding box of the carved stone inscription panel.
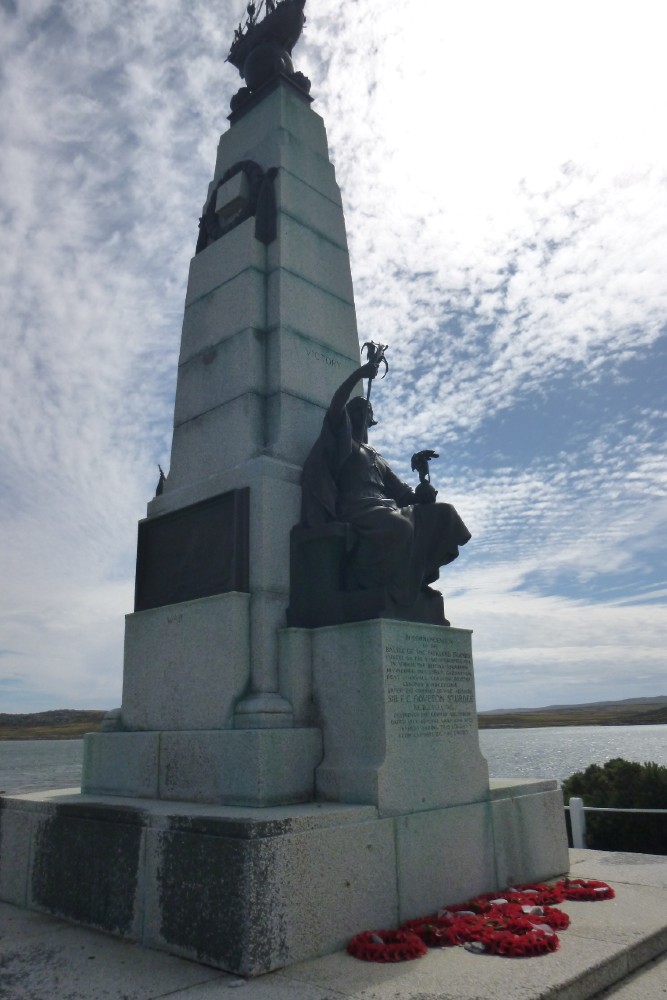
[385,632,475,739]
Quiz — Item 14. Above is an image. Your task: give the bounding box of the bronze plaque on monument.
[134,488,250,612]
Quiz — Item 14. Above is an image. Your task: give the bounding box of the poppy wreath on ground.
[530,907,570,930]
[444,896,493,914]
[432,915,489,947]
[485,902,570,932]
[402,914,487,947]
[402,907,565,956]
[349,879,614,962]
[401,917,453,948]
[558,878,615,901]
[346,929,428,962]
[478,925,560,958]
[503,883,567,906]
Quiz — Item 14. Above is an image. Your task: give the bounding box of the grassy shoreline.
[0,711,105,741]
[1,702,667,738]
[478,703,667,729]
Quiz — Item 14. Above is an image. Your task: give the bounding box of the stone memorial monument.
[0,0,569,977]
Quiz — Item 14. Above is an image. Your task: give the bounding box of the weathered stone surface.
[268,212,355,305]
[0,789,571,977]
[174,327,266,427]
[142,808,397,975]
[246,474,300,593]
[181,266,266,359]
[275,168,349,249]
[82,732,160,798]
[158,729,322,806]
[278,627,314,726]
[167,392,266,488]
[491,781,570,886]
[30,801,143,939]
[265,325,359,409]
[395,800,496,922]
[121,593,250,732]
[313,620,489,816]
[265,390,342,467]
[184,217,264,309]
[0,800,33,906]
[214,85,338,199]
[147,454,301,544]
[81,728,323,807]
[267,267,358,352]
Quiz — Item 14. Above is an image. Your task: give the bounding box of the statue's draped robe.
[300,405,471,606]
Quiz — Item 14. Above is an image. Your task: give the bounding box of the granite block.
[276,168,349,248]
[217,83,331,165]
[268,212,355,305]
[491,786,572,886]
[0,800,33,906]
[143,810,397,975]
[247,473,301,593]
[246,590,292,703]
[184,218,265,309]
[181,266,266,357]
[313,621,489,816]
[29,803,144,939]
[395,800,497,921]
[265,390,337,467]
[174,327,265,426]
[215,87,338,201]
[278,627,315,727]
[267,267,358,353]
[82,732,160,798]
[158,729,322,806]
[167,392,265,488]
[265,325,359,407]
[121,592,250,732]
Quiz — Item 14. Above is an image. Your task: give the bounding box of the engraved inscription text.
[385,633,475,739]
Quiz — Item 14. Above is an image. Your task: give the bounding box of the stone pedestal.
[312,621,489,815]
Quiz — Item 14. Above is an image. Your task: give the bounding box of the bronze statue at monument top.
[227,0,310,110]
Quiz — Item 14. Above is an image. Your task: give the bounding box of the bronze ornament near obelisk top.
[227,0,311,111]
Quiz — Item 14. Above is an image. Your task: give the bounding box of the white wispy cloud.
[0,0,665,711]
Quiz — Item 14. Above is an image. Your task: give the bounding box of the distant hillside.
[478,697,667,729]
[3,695,667,739]
[0,710,105,740]
[482,695,667,715]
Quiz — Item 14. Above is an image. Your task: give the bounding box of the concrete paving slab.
[275,934,628,1000]
[0,902,225,1000]
[170,973,345,999]
[570,851,667,890]
[593,952,667,999]
[0,904,73,945]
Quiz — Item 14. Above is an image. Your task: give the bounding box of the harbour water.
[1,725,667,795]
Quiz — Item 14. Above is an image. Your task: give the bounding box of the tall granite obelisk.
[0,2,569,978]
[83,6,363,805]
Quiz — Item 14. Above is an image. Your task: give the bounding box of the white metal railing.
[566,797,667,849]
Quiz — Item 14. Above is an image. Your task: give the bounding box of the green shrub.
[562,758,667,855]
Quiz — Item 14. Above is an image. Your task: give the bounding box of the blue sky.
[1,0,665,713]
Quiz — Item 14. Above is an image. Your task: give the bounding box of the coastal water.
[2,725,667,794]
